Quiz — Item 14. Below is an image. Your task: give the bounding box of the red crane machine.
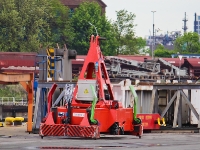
[39,35,143,139]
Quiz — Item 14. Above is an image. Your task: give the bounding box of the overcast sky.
[104,0,199,38]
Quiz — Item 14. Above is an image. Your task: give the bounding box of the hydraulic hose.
[129,85,140,123]
[90,85,98,124]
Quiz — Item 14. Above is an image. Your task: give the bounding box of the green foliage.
[70,1,117,55]
[175,32,200,54]
[95,15,118,56]
[48,0,74,47]
[154,44,176,58]
[0,0,51,52]
[0,1,145,55]
[135,37,146,51]
[16,0,51,52]
[0,0,22,52]
[0,0,74,52]
[0,85,27,98]
[112,9,144,55]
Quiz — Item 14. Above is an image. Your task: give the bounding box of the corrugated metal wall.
[112,84,153,114]
[136,91,152,113]
[190,89,200,124]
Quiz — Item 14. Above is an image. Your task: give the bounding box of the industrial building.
[60,0,107,14]
[194,13,200,34]
[1,1,200,136]
[1,49,200,133]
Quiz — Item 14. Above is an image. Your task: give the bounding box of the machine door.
[76,79,97,101]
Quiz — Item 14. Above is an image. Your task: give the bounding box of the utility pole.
[151,11,156,59]
[178,55,182,83]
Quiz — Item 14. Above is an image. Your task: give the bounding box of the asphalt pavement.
[0,126,200,150]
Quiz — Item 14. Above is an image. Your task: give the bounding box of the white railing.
[0,97,28,106]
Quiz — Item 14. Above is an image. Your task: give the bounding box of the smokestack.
[194,13,197,33]
[182,12,188,33]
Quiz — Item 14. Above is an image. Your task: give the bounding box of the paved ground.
[0,125,200,150]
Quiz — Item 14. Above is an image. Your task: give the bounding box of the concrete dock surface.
[0,125,200,150]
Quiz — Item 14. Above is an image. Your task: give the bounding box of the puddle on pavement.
[37,147,93,149]
[98,146,124,147]
[0,135,12,138]
[31,143,169,149]
[120,142,169,147]
[35,146,127,149]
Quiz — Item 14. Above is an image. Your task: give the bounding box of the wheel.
[139,136,141,139]
[120,127,124,135]
[41,136,44,139]
[117,128,120,135]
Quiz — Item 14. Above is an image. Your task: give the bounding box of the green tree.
[154,44,175,58]
[135,37,146,52]
[0,0,52,52]
[48,0,75,47]
[175,32,200,53]
[14,0,51,52]
[0,0,23,52]
[0,0,73,52]
[70,1,117,55]
[112,9,143,55]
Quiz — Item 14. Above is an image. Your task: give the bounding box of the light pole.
[151,11,156,59]
[178,55,182,83]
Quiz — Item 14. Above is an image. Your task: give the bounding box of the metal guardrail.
[0,97,28,106]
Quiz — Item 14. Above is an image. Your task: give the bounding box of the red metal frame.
[71,35,116,108]
[40,35,143,139]
[47,84,57,113]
